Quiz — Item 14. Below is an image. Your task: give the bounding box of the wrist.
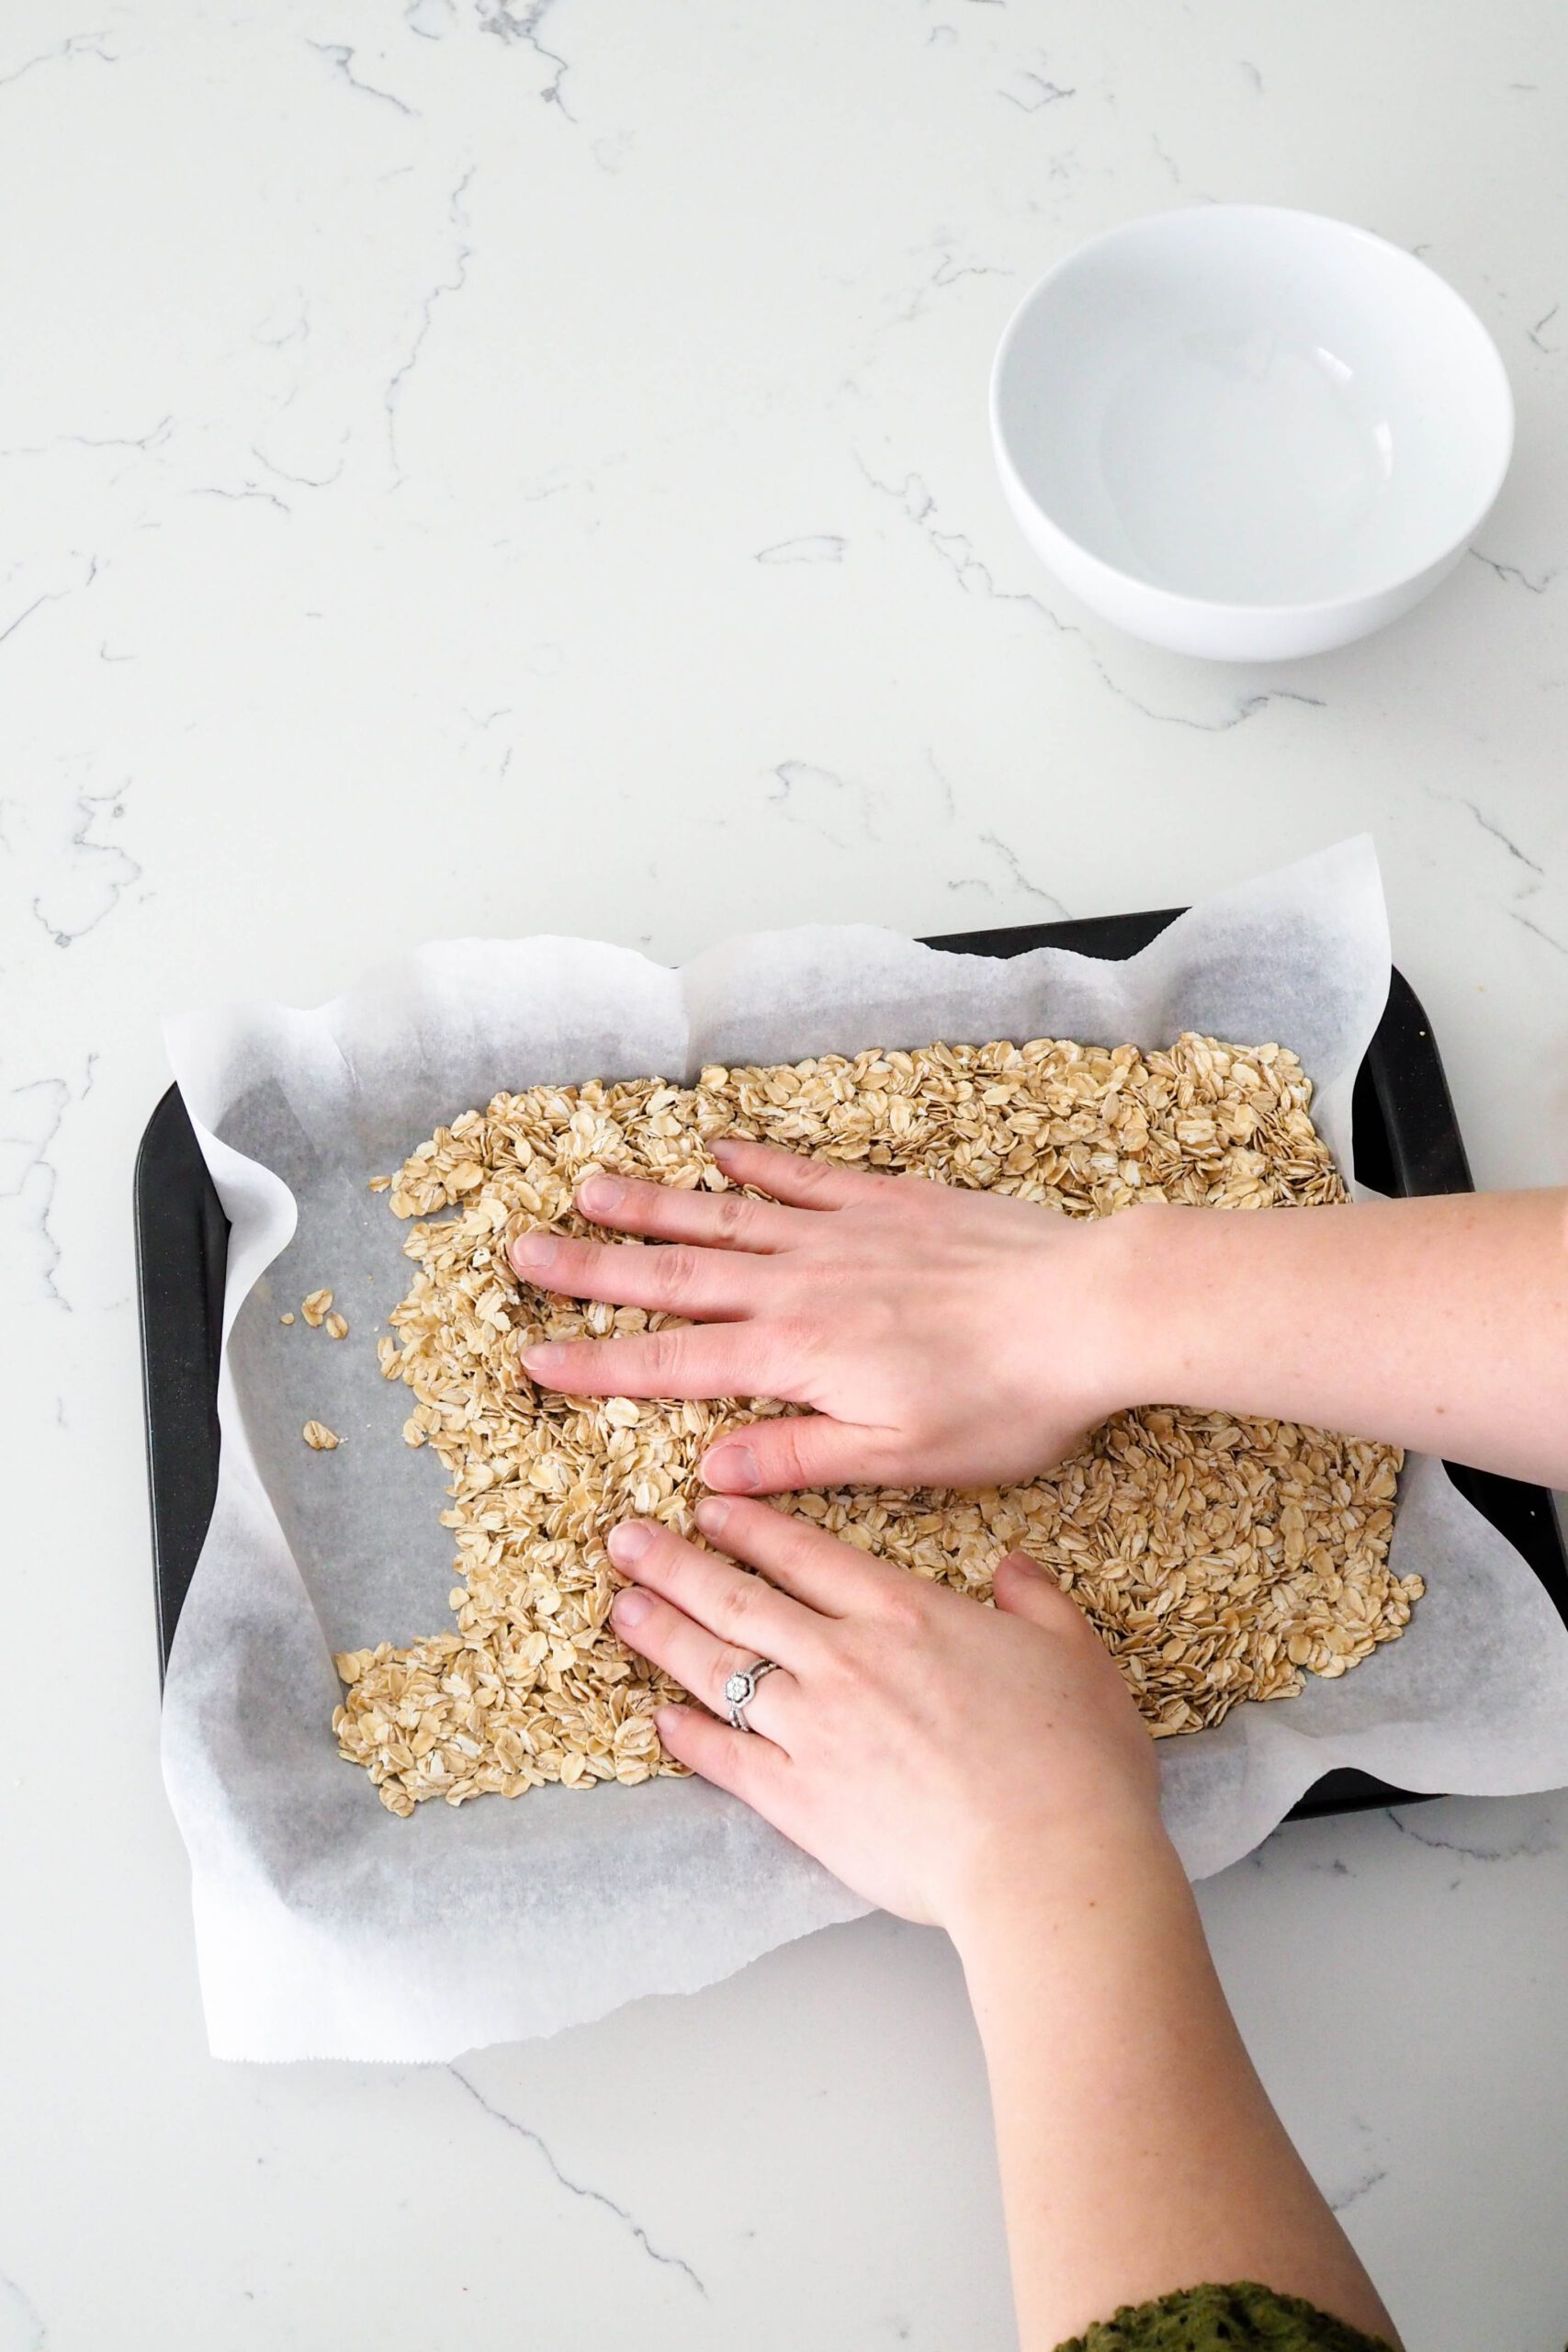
[1090,1199,1228,1413]
[1058,1200,1193,1419]
[944,1810,1186,1973]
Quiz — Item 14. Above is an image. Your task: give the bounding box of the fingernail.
[510,1230,558,1273]
[608,1520,656,1566]
[578,1174,622,1214]
[703,1443,759,1493]
[520,1342,562,1375]
[612,1585,652,1626]
[654,1703,683,1736]
[695,1493,732,1537]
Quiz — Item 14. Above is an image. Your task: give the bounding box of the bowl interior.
[993,209,1512,608]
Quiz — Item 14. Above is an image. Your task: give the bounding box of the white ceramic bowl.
[990,206,1513,660]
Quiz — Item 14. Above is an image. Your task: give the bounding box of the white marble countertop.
[6,1,1567,2346]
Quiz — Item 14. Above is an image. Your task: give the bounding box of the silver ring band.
[724,1657,780,1733]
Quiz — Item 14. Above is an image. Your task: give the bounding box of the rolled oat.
[333,1036,1416,1814]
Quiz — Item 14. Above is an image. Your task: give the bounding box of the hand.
[604,1495,1166,1935]
[511,1135,1138,1494]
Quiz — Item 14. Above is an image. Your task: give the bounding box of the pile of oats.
[333,1035,1417,1815]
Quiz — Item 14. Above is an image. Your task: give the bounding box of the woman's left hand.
[510,1136,1134,1495]
[604,1494,1165,1937]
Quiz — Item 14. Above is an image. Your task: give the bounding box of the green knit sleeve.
[1053,2279,1396,2352]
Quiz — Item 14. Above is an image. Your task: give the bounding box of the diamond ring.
[723,1657,781,1733]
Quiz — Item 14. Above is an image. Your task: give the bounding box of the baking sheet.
[161,838,1568,2061]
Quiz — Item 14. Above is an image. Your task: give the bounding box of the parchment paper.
[161,838,1568,2062]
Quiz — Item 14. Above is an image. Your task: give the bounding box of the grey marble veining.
[447,2064,711,2293]
[3,2,1566,2346]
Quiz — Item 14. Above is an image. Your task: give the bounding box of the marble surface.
[4,0,1566,2345]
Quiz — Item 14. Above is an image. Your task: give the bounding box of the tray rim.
[135,910,1568,1827]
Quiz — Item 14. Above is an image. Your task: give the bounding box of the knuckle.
[638,1523,688,1575]
[639,1329,683,1385]
[647,1242,696,1306]
[711,1189,753,1241]
[795,1155,839,1198]
[606,1181,663,1238]
[747,1419,802,1483]
[875,1577,926,1636]
[773,1425,809,1482]
[618,1177,661,1222]
[710,1575,761,1638]
[569,1241,612,1295]
[652,1534,705,1605]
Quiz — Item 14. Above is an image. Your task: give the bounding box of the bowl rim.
[988,202,1517,623]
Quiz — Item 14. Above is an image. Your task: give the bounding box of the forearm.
[953,1840,1398,2350]
[1109,1190,1568,1487]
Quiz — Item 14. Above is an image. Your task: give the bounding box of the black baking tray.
[135,909,1568,1824]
